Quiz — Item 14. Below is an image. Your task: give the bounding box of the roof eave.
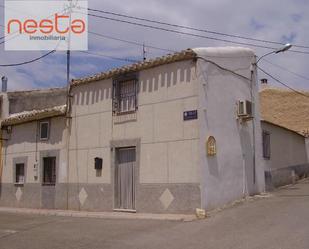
[71,49,197,87]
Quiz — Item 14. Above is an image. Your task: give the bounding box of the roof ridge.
[1,105,67,126]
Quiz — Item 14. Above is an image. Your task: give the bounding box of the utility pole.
[65,0,73,210]
[67,0,73,87]
[67,50,70,85]
[143,43,146,61]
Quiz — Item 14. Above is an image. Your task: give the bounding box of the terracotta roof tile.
[1,105,67,126]
[260,87,309,136]
[71,49,196,86]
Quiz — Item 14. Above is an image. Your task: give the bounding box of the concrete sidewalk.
[0,190,274,222]
[0,207,196,222]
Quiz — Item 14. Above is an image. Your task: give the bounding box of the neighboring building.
[0,47,266,214]
[260,87,309,190]
[0,88,68,209]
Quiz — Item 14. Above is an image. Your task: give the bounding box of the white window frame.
[39,121,50,141]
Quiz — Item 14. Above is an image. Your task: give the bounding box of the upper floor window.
[262,130,271,159]
[39,121,50,140]
[113,76,138,115]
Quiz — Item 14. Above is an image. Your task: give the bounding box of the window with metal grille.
[262,131,271,159]
[113,77,138,115]
[43,157,56,185]
[39,121,49,140]
[15,163,25,184]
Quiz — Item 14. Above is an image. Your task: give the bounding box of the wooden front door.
[114,147,136,211]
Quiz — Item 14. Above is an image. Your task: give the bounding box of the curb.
[0,207,197,222]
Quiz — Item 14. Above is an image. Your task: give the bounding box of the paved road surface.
[0,179,309,249]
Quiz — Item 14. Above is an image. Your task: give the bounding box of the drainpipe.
[250,63,256,186]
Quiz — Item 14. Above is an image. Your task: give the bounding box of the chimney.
[260,78,268,89]
[1,76,8,92]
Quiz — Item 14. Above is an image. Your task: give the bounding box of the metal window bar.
[112,78,138,115]
[15,163,24,183]
[43,157,56,185]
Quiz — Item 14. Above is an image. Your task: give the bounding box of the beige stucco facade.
[0,116,69,209]
[67,59,201,212]
[69,60,199,185]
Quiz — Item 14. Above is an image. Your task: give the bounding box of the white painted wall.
[261,121,307,170]
[194,47,265,210]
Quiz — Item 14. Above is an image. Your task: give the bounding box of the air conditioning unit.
[237,100,253,117]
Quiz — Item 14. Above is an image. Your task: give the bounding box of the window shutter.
[134,79,138,111]
[262,131,270,159]
[112,79,118,115]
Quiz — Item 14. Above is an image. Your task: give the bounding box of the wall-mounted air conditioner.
[237,100,253,118]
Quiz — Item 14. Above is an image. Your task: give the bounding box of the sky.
[0,0,309,91]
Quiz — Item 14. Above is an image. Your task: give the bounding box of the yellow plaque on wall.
[207,136,217,156]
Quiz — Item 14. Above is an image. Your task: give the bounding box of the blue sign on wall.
[183,110,198,121]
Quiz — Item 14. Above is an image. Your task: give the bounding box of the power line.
[78,50,139,63]
[257,65,309,98]
[89,31,175,53]
[88,7,309,50]
[84,12,309,55]
[0,50,56,67]
[262,58,309,82]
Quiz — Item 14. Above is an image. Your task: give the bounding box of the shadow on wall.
[73,63,192,106]
[239,124,255,195]
[140,64,192,93]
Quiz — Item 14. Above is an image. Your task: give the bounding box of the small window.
[113,78,138,115]
[40,121,49,140]
[262,131,271,159]
[15,163,25,184]
[43,157,56,185]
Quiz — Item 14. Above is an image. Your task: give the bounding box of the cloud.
[291,13,302,22]
[0,0,309,91]
[281,32,297,44]
[250,19,266,31]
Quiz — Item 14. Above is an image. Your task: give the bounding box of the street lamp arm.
[254,43,292,65]
[255,51,275,65]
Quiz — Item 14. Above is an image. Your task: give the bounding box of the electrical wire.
[85,13,276,50]
[89,31,176,53]
[257,65,309,98]
[2,3,309,50]
[84,12,309,55]
[0,50,56,67]
[262,58,309,82]
[87,7,309,50]
[196,56,251,81]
